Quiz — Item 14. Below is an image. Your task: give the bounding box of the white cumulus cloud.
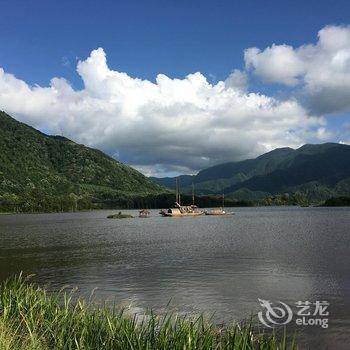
[245,25,350,116]
[0,47,329,176]
[245,45,305,86]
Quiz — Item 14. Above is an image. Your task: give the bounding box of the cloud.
[315,127,334,141]
[245,45,305,86]
[224,69,248,92]
[245,25,350,115]
[0,47,328,176]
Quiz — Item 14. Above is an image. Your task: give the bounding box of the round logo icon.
[258,298,293,328]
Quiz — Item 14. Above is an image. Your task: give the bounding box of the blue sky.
[0,0,350,175]
[1,0,348,87]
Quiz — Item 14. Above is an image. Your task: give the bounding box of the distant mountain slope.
[150,175,193,189]
[196,147,296,183]
[226,144,350,194]
[152,147,296,190]
[152,143,350,201]
[0,111,165,212]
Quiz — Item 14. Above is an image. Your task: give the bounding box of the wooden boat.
[204,193,234,216]
[204,207,226,215]
[160,203,204,217]
[160,178,204,217]
[139,209,150,218]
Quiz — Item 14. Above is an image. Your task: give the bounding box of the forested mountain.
[152,143,350,202]
[0,111,165,212]
[2,110,349,212]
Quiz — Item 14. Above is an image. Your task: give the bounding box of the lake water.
[0,207,349,349]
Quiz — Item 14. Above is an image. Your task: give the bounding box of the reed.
[0,275,297,349]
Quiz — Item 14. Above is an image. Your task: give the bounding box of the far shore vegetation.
[0,275,297,350]
[1,193,349,214]
[320,196,350,207]
[0,192,251,214]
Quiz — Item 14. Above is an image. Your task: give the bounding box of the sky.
[0,0,350,176]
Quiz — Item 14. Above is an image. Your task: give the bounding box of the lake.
[0,207,349,349]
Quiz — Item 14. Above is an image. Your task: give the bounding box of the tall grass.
[0,275,297,349]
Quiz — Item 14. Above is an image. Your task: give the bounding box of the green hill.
[152,143,350,202]
[2,110,349,211]
[0,111,165,212]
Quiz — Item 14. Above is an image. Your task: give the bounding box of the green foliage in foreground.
[0,275,297,350]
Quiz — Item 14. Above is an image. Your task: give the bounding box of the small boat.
[160,203,204,217]
[160,178,204,217]
[139,209,150,218]
[204,207,226,215]
[204,193,234,216]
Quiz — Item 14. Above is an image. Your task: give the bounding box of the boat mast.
[178,177,181,205]
[175,178,178,203]
[222,191,225,209]
[192,181,195,206]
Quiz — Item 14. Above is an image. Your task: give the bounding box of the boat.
[139,209,151,218]
[204,207,227,215]
[160,202,204,217]
[160,178,204,217]
[204,192,234,216]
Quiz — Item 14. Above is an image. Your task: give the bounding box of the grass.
[0,275,297,350]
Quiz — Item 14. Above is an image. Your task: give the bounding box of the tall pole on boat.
[192,181,195,206]
[178,177,181,205]
[222,191,225,209]
[175,178,178,203]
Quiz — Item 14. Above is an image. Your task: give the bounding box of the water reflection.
[0,207,350,349]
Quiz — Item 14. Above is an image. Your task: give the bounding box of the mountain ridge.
[152,142,350,201]
[2,110,349,210]
[0,111,166,212]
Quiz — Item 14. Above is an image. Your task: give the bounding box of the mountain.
[2,110,349,211]
[152,147,298,191]
[152,143,350,202]
[0,111,165,212]
[150,175,194,189]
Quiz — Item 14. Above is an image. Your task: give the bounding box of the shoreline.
[0,275,297,349]
[2,204,350,216]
